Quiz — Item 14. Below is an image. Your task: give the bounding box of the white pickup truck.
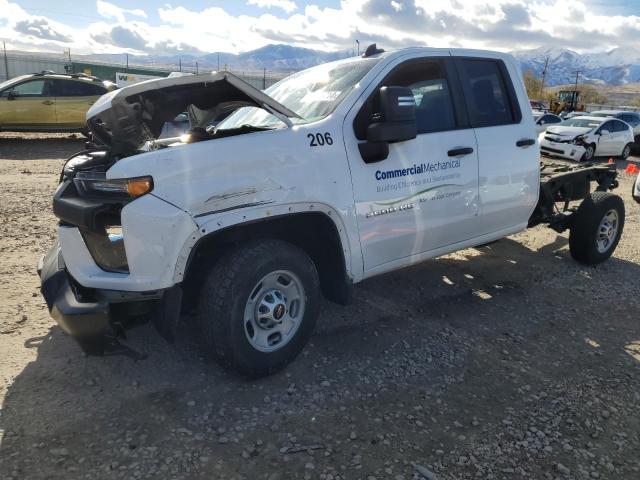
[39,45,625,376]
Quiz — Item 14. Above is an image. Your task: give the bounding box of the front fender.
[172,202,359,285]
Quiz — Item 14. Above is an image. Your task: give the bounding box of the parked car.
[40,47,625,376]
[588,110,640,147]
[540,116,634,161]
[0,71,116,133]
[533,112,562,134]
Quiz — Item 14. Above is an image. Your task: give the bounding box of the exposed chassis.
[529,161,619,232]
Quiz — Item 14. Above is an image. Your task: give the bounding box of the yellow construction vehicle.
[550,90,584,116]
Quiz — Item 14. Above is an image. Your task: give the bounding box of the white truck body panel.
[63,47,540,292]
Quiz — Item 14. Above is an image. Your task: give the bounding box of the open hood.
[86,72,299,153]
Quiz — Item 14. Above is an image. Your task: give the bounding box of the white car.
[533,112,562,134]
[540,116,634,162]
[39,46,626,376]
[634,173,640,204]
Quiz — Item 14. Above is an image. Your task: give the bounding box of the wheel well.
[182,212,352,307]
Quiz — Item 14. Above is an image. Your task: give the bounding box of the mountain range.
[82,44,640,87]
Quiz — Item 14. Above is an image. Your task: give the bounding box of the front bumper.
[39,241,111,338]
[540,139,585,161]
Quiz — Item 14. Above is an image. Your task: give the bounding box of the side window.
[4,80,51,97]
[455,59,520,128]
[54,79,106,97]
[599,121,614,133]
[353,59,457,139]
[613,120,628,132]
[544,114,562,125]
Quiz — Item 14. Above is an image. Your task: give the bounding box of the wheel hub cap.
[256,289,287,328]
[243,270,305,352]
[596,209,619,253]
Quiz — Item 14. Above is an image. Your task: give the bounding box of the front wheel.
[580,143,596,162]
[569,192,625,265]
[198,239,320,377]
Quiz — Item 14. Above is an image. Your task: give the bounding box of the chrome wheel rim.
[596,209,619,254]
[243,270,305,352]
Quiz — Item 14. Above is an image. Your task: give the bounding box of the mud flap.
[152,285,183,343]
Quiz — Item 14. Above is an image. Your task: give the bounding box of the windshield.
[217,57,379,130]
[562,118,602,128]
[0,76,25,92]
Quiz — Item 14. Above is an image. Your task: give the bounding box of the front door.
[344,57,480,273]
[596,120,616,156]
[0,79,56,128]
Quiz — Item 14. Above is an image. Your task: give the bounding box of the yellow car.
[0,71,116,133]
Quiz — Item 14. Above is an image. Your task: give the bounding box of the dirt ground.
[0,133,639,480]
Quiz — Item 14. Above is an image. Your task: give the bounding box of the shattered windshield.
[217,57,379,130]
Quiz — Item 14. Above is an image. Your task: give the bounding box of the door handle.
[516,138,536,147]
[42,100,54,106]
[447,147,474,157]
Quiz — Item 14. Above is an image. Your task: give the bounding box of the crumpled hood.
[545,125,592,137]
[86,72,299,154]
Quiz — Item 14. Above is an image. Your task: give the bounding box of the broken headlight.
[74,172,153,200]
[572,135,587,145]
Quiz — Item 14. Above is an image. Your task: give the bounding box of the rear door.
[53,79,106,128]
[344,55,480,273]
[0,79,56,127]
[453,53,539,235]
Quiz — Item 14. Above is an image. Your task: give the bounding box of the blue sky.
[2,0,640,56]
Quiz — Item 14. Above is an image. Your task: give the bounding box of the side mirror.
[359,86,417,164]
[600,129,609,135]
[367,86,417,143]
[7,89,18,100]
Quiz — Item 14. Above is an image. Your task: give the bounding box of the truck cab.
[39,47,623,376]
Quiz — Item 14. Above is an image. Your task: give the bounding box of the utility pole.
[2,41,8,81]
[126,53,129,70]
[263,67,266,90]
[573,70,581,109]
[356,39,360,56]
[538,56,548,100]
[196,61,199,74]
[179,57,182,72]
[217,52,220,71]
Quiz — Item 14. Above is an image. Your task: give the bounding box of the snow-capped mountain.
[511,46,640,86]
[82,43,640,87]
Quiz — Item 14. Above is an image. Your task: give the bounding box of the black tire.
[197,239,320,377]
[569,192,624,265]
[620,143,632,160]
[580,143,596,162]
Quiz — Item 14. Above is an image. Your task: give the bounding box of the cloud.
[0,0,640,60]
[96,0,147,24]
[247,0,298,14]
[14,18,72,42]
[91,24,148,50]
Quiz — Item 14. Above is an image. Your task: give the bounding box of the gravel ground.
[0,133,639,480]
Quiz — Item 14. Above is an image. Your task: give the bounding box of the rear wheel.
[620,143,632,160]
[569,192,624,265]
[198,239,320,377]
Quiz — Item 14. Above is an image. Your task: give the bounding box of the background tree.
[523,69,544,99]
[578,84,609,105]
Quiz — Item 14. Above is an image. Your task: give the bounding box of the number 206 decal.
[308,132,333,147]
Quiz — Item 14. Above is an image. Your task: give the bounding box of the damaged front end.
[86,71,300,155]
